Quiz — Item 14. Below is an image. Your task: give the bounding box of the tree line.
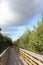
[13,15,43,55]
[0,33,12,53]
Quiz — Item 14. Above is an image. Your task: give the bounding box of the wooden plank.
[20,48,43,61]
[21,51,37,65]
[21,53,32,65]
[21,50,43,65]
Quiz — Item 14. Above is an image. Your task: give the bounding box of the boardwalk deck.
[6,47,28,65]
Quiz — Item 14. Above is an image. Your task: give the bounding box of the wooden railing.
[0,47,10,65]
[19,48,43,65]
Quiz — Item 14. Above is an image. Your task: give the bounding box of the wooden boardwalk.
[6,47,28,65]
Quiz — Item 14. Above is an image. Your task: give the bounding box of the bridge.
[0,47,43,65]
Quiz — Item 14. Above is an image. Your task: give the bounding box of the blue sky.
[0,0,43,41]
[10,14,42,40]
[28,14,42,30]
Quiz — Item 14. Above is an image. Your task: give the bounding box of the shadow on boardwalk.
[6,47,25,65]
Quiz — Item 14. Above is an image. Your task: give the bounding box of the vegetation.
[0,33,12,53]
[13,15,43,55]
[0,15,43,55]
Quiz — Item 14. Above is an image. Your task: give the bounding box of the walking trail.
[6,47,28,65]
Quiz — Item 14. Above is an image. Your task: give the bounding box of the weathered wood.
[20,48,43,65]
[20,48,43,61]
[0,47,10,65]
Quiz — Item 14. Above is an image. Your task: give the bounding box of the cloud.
[2,27,18,31]
[0,0,43,27]
[0,0,43,40]
[1,26,19,36]
[1,26,26,38]
[8,0,43,26]
[0,1,18,26]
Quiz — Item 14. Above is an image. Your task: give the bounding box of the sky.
[0,0,43,40]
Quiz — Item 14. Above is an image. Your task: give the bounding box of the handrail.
[0,47,10,65]
[0,47,9,58]
[19,48,43,65]
[20,48,43,61]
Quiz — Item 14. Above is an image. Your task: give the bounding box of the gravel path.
[6,47,28,65]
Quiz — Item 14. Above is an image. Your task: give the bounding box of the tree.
[0,28,1,31]
[36,19,43,52]
[13,14,43,55]
[0,33,12,53]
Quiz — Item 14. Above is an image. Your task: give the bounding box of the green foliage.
[13,14,43,55]
[0,33,12,53]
